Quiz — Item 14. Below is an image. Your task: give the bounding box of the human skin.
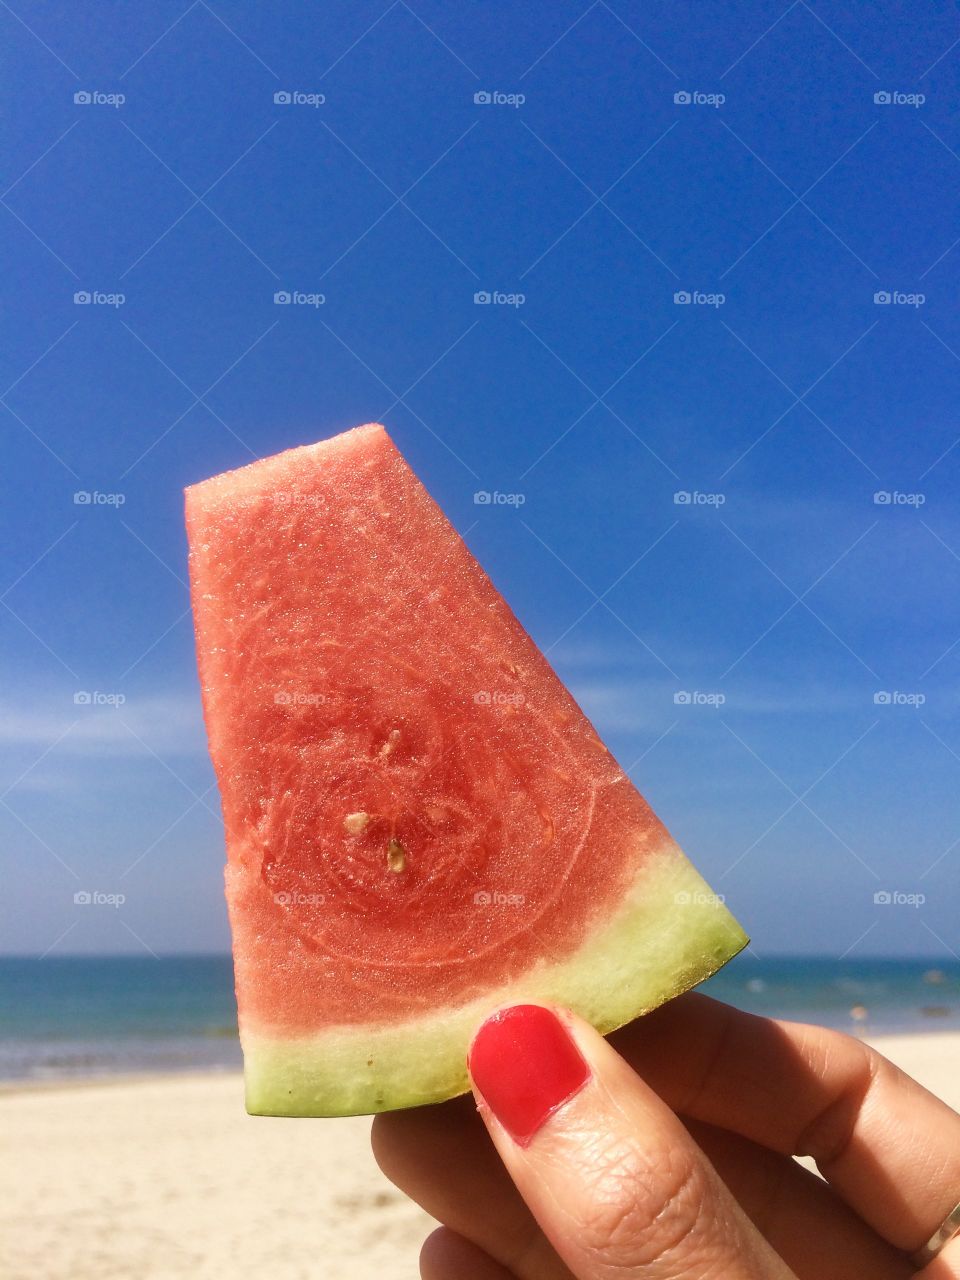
[372,993,960,1279]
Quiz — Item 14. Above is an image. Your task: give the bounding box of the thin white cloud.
[0,692,207,759]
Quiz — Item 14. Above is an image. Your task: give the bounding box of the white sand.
[1,1073,432,1280]
[2,1033,958,1280]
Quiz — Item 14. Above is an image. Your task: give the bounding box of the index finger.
[611,993,960,1257]
[469,1004,797,1280]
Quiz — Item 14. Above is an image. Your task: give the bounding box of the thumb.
[467,1004,798,1280]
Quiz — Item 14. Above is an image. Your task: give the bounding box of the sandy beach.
[3,1032,958,1280]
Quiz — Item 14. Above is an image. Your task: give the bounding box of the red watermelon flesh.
[186,424,747,1116]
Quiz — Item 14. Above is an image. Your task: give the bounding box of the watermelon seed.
[343,811,370,835]
[387,838,406,872]
[379,728,401,757]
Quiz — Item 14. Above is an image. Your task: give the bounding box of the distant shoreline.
[1,1025,958,1096]
[2,954,957,1085]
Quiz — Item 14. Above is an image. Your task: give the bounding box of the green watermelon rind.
[240,842,748,1117]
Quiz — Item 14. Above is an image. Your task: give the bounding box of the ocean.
[1,954,958,1083]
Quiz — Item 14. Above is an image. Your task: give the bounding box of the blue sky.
[2,1,959,959]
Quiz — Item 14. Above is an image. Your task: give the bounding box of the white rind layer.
[241,841,748,1117]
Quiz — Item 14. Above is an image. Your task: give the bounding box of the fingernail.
[467,1004,590,1146]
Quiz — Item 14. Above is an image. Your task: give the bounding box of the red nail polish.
[468,1004,590,1146]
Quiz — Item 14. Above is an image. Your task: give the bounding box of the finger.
[468,1003,797,1280]
[921,1234,960,1278]
[372,1095,572,1279]
[610,993,960,1254]
[375,1090,914,1279]
[687,1119,913,1280]
[420,1226,518,1280]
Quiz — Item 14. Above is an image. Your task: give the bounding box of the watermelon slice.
[186,424,747,1117]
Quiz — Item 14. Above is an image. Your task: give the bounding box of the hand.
[373,993,960,1278]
